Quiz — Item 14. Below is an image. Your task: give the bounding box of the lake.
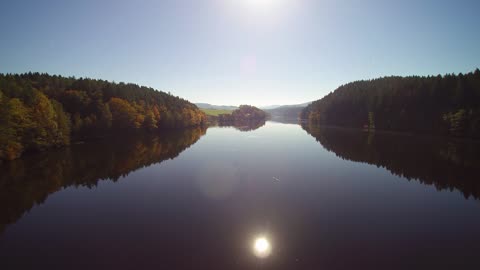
[1,121,480,269]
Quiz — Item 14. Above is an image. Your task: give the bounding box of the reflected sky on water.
[1,122,480,269]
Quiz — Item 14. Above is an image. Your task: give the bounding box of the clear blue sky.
[1,0,479,106]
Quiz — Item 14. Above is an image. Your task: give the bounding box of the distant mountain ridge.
[261,102,311,110]
[261,105,282,110]
[196,102,311,121]
[196,102,311,111]
[195,103,238,110]
[265,102,312,121]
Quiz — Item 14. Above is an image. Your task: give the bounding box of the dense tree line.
[231,105,267,121]
[217,105,266,124]
[215,105,267,131]
[0,127,206,234]
[301,69,480,138]
[302,124,480,200]
[0,73,206,160]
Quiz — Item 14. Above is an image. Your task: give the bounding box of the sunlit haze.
[1,0,479,106]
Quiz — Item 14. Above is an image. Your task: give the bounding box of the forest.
[301,69,480,138]
[0,73,206,161]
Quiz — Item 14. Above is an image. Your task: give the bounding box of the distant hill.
[218,105,267,125]
[197,102,311,121]
[195,103,238,111]
[265,102,311,120]
[261,105,282,110]
[261,102,311,110]
[200,108,233,117]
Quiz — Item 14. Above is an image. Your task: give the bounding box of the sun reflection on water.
[252,236,272,258]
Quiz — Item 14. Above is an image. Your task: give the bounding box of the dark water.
[1,122,480,269]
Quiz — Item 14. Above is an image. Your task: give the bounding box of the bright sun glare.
[236,0,291,20]
[253,236,272,258]
[244,0,284,12]
[247,0,274,7]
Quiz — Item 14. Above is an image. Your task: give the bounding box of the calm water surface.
[1,122,480,269]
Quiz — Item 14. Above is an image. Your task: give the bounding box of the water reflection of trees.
[219,119,266,132]
[0,127,206,234]
[302,124,480,200]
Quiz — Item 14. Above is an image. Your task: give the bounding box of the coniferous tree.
[302,70,480,138]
